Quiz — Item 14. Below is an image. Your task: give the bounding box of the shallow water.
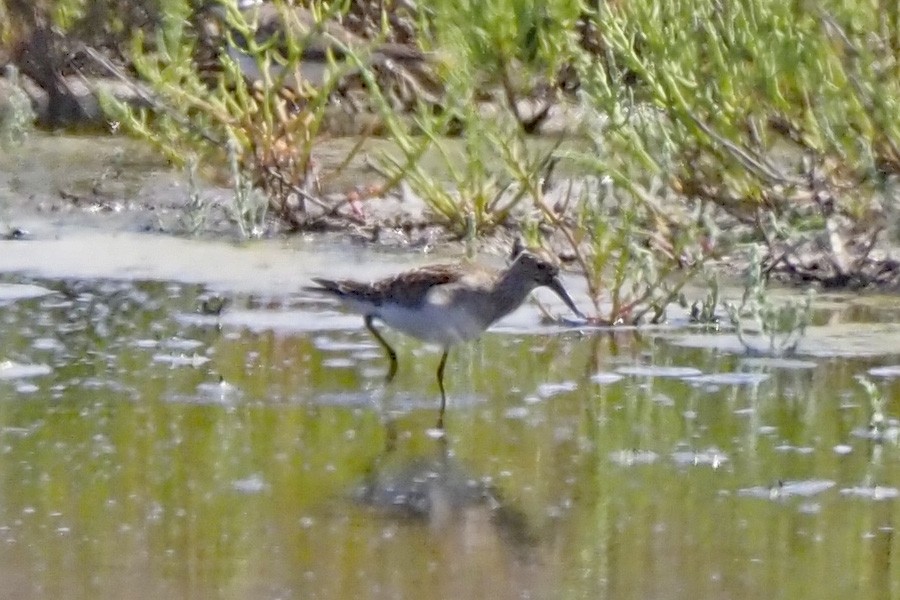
[1,232,899,600]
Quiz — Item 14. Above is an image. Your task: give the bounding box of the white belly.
[377,302,488,346]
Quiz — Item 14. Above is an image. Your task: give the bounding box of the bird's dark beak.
[546,277,585,320]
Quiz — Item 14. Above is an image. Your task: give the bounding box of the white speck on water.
[686,372,770,386]
[868,365,900,378]
[194,379,241,405]
[840,486,900,500]
[609,449,660,466]
[162,337,204,351]
[591,372,624,384]
[537,381,578,398]
[232,474,268,494]
[740,357,818,370]
[833,444,853,455]
[353,350,383,361]
[617,365,703,378]
[425,428,445,440]
[323,357,356,369]
[671,447,729,469]
[653,394,675,406]
[774,445,814,454]
[0,283,55,302]
[851,423,900,443]
[739,480,835,499]
[798,502,821,514]
[360,366,389,379]
[504,406,529,420]
[152,353,210,367]
[0,361,51,380]
[313,337,377,352]
[32,338,65,352]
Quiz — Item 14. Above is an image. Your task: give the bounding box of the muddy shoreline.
[2,132,899,297]
[0,131,560,258]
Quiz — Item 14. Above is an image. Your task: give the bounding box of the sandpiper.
[305,251,584,426]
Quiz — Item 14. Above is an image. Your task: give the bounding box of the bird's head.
[510,251,584,319]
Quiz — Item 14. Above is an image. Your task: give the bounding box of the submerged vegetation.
[1,0,898,331]
[724,247,814,356]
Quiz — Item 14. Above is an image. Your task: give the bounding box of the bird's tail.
[304,278,377,316]
[302,278,345,298]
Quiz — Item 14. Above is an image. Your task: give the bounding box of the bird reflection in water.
[353,418,543,595]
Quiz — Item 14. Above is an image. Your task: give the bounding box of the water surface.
[1,234,900,600]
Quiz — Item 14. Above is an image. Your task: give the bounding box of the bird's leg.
[435,348,449,429]
[365,315,398,382]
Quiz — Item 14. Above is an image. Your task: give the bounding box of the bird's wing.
[303,266,456,306]
[372,264,465,307]
[306,262,500,311]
